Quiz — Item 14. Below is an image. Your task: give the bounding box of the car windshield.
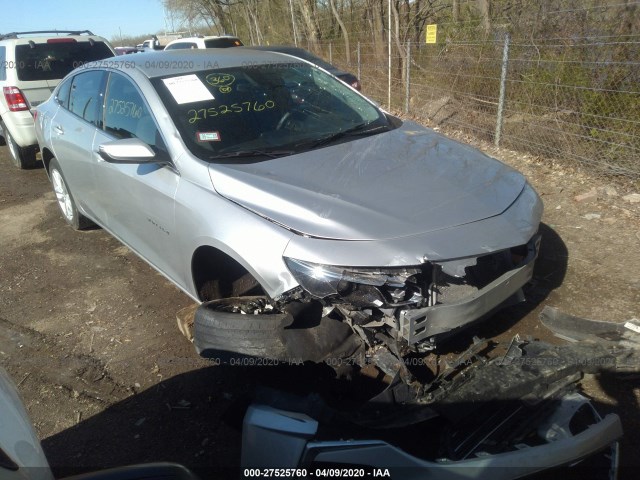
[16,41,114,81]
[151,62,388,161]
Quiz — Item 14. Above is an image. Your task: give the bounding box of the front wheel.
[49,158,94,230]
[2,122,38,169]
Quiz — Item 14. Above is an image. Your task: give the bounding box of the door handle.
[53,125,64,135]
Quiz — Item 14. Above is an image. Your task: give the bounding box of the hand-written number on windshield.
[205,73,235,93]
[109,99,144,119]
[188,100,275,124]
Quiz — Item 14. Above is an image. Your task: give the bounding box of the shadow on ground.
[41,360,637,480]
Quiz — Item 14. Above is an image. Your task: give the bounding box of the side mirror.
[98,138,158,164]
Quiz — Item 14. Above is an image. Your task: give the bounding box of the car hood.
[208,121,526,241]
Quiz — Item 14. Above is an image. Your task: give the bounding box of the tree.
[329,0,351,63]
[298,0,322,49]
[477,0,491,35]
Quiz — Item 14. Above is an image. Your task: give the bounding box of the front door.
[91,72,181,282]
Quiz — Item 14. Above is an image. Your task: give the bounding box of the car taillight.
[3,86,29,111]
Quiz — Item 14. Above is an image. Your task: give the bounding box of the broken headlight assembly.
[283,257,424,307]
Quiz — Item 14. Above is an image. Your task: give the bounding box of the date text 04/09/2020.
[243,468,391,478]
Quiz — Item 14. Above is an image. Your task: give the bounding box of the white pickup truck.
[136,35,165,52]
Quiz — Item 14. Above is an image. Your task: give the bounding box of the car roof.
[0,30,105,43]
[243,45,342,73]
[166,35,241,44]
[82,49,303,79]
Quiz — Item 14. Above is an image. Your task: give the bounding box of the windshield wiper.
[208,149,295,160]
[297,122,389,150]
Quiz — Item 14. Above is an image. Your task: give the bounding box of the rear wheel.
[2,123,37,169]
[49,158,94,230]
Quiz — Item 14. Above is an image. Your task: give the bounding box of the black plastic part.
[541,305,633,342]
[540,306,640,372]
[60,462,200,480]
[0,446,19,471]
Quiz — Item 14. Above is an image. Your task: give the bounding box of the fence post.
[329,42,333,63]
[357,42,361,82]
[405,42,411,114]
[495,32,510,147]
[387,0,391,109]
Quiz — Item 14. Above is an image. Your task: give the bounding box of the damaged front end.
[283,233,540,353]
[191,233,540,374]
[239,333,626,479]
[242,393,621,479]
[186,295,636,478]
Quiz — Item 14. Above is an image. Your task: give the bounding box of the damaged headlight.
[284,257,417,302]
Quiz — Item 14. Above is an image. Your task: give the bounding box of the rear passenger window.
[56,78,72,108]
[103,73,163,150]
[68,70,106,126]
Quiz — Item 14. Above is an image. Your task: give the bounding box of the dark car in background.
[115,46,141,55]
[245,45,361,91]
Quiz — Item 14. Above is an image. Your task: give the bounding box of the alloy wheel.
[51,168,74,222]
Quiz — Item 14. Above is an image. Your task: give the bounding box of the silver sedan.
[35,49,542,359]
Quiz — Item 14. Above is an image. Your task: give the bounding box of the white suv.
[0,30,115,168]
[164,35,243,50]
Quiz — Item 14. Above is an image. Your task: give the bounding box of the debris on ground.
[574,188,598,202]
[622,193,640,204]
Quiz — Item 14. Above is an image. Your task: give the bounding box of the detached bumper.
[242,399,621,480]
[400,234,541,345]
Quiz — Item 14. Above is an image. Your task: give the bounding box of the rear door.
[47,69,107,221]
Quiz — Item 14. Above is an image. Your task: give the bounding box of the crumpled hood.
[208,121,526,241]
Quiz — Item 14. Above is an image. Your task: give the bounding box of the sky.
[0,0,167,42]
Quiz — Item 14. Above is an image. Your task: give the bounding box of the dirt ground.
[0,126,638,479]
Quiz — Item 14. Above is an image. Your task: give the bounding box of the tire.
[193,297,362,364]
[48,158,94,230]
[2,122,38,169]
[194,297,293,360]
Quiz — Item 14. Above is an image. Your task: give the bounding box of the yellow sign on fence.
[426,24,437,44]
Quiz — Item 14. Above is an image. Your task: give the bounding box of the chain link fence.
[312,16,639,179]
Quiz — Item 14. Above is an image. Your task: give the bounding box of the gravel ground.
[0,126,638,479]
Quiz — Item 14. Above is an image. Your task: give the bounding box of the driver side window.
[103,73,165,151]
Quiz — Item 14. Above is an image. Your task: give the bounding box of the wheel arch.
[191,244,265,302]
[41,147,55,174]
